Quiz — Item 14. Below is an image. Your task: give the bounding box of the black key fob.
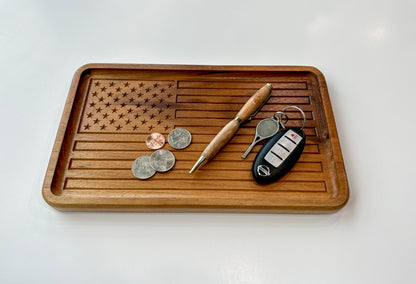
[252,127,306,184]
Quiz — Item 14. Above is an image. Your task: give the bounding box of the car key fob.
[252,127,306,184]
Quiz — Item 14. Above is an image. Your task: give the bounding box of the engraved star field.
[80,80,176,133]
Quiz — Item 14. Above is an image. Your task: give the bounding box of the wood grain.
[42,64,349,213]
[235,83,272,121]
[201,119,240,160]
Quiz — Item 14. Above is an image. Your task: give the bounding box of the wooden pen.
[189,83,273,174]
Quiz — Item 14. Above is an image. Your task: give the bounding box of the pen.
[189,83,273,174]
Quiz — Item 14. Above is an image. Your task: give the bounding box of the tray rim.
[42,63,349,213]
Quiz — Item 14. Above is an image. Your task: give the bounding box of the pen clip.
[245,91,272,122]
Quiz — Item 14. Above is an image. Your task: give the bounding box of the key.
[242,117,281,159]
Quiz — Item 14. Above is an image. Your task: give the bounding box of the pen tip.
[189,156,207,174]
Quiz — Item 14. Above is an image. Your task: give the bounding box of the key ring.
[281,106,306,130]
[273,111,288,126]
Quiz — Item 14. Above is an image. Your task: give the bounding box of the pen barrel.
[236,83,272,121]
[201,119,240,160]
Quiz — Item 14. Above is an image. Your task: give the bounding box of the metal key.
[242,117,281,159]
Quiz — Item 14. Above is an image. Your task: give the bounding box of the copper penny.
[146,133,166,150]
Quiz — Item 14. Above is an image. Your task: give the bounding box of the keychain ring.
[282,106,306,130]
[273,111,288,127]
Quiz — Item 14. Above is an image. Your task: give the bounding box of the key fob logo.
[257,165,271,177]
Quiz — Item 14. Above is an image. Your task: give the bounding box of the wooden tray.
[43,64,349,213]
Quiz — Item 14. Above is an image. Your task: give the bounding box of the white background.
[1,0,415,283]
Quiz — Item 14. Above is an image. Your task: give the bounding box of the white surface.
[1,0,415,283]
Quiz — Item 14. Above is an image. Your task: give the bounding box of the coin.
[168,128,192,149]
[146,132,165,150]
[131,156,156,179]
[150,149,175,172]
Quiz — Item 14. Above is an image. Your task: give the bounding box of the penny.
[146,132,165,150]
[150,149,175,172]
[131,156,156,180]
[168,128,192,149]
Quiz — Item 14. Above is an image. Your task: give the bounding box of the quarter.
[150,149,175,172]
[131,156,156,179]
[146,132,166,150]
[168,128,192,149]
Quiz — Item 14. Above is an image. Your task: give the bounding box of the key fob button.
[270,144,290,160]
[252,128,306,184]
[264,151,283,168]
[285,130,303,144]
[278,136,297,152]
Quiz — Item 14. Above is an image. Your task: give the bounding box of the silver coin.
[168,128,192,149]
[150,149,175,172]
[131,156,156,180]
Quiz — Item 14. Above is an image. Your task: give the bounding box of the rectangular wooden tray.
[43,64,349,212]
